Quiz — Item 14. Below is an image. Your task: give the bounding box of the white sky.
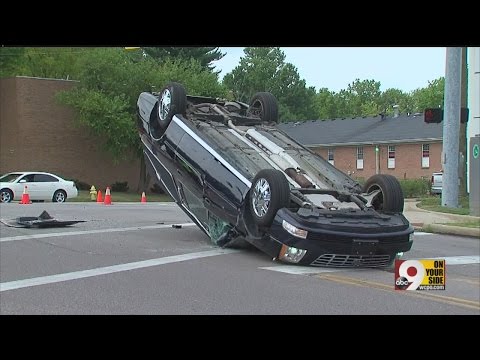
[214,47,446,93]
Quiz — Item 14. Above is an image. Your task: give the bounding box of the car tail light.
[431,176,434,184]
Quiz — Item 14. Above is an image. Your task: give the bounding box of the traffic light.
[424,108,443,123]
[424,107,469,124]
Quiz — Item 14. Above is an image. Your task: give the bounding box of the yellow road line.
[316,273,480,311]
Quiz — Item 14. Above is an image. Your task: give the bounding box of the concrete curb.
[413,204,480,221]
[405,199,479,237]
[417,224,480,238]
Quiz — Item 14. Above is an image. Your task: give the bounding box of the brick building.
[0,76,141,190]
[278,113,443,181]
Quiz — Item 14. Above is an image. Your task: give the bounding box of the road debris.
[0,210,86,228]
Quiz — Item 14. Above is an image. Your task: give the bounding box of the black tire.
[53,190,67,203]
[363,174,404,213]
[1,188,13,203]
[249,169,290,227]
[156,82,187,131]
[247,92,279,123]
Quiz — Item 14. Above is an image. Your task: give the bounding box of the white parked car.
[431,171,443,195]
[0,171,78,203]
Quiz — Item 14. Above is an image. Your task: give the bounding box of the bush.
[72,179,91,191]
[111,181,129,192]
[399,178,430,198]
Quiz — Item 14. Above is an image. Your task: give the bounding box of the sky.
[214,47,446,93]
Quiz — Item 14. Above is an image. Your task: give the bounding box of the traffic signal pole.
[458,47,468,197]
[442,47,462,208]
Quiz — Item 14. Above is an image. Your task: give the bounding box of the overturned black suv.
[137,82,414,267]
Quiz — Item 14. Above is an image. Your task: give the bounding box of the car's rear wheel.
[249,169,290,227]
[53,190,67,203]
[1,189,13,203]
[156,82,187,131]
[247,92,279,123]
[363,174,404,213]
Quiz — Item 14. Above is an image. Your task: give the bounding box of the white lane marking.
[0,223,196,242]
[413,232,433,236]
[429,256,480,265]
[259,265,344,275]
[0,248,239,292]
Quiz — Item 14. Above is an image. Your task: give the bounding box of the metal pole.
[458,47,467,197]
[468,47,480,215]
[442,47,462,208]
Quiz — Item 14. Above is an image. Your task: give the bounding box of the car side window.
[34,174,59,182]
[18,174,35,182]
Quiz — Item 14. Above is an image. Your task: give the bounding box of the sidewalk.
[403,199,480,238]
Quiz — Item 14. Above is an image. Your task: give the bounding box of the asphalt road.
[1,203,479,315]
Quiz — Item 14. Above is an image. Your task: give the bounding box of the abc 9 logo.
[396,260,425,290]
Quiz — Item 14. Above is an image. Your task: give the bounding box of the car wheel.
[249,169,290,227]
[247,92,279,123]
[53,190,67,203]
[156,82,187,131]
[363,174,404,213]
[1,189,13,203]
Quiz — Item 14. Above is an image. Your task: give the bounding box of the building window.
[356,147,364,169]
[388,145,395,169]
[422,144,430,168]
[328,148,334,166]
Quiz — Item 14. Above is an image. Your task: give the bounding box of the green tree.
[345,79,382,117]
[379,88,413,115]
[0,47,90,79]
[0,47,26,77]
[223,47,317,121]
[411,77,445,112]
[315,88,358,119]
[142,47,225,72]
[56,48,226,190]
[315,82,416,119]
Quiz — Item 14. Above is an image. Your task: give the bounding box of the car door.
[16,174,38,199]
[33,173,59,200]
[175,132,242,226]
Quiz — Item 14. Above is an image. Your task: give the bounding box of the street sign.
[473,144,479,159]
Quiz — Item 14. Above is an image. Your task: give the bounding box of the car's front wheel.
[249,169,290,227]
[53,190,67,203]
[363,174,404,213]
[1,189,13,203]
[156,82,187,131]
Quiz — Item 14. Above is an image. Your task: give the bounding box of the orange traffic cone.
[19,185,31,205]
[141,192,147,203]
[104,187,112,205]
[96,190,103,203]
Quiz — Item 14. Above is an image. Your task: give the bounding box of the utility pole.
[458,47,468,197]
[442,47,462,208]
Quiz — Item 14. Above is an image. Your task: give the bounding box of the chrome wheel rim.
[248,99,264,118]
[159,89,171,121]
[252,178,271,217]
[55,192,65,202]
[1,191,11,203]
